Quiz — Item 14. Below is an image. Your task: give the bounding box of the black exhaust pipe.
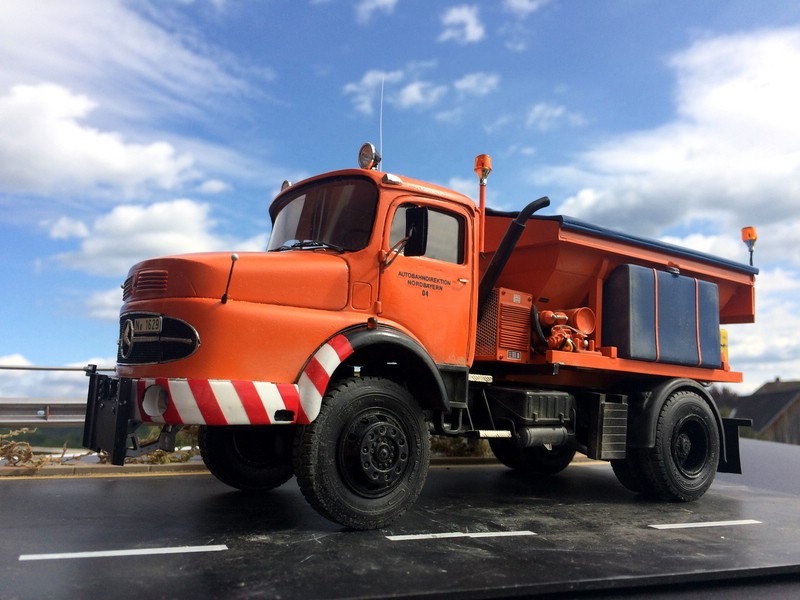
[478,196,550,317]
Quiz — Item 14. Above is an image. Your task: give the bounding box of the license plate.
[134,316,162,334]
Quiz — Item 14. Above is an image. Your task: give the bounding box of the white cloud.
[500,0,550,52]
[446,177,477,202]
[236,233,270,252]
[48,216,90,240]
[752,221,800,268]
[526,102,586,131]
[197,179,231,194]
[503,0,550,17]
[0,354,114,399]
[0,84,199,198]
[0,0,252,124]
[483,115,514,135]
[57,199,225,276]
[439,6,485,45]
[659,232,742,261]
[547,28,800,236]
[87,288,124,321]
[454,72,501,97]
[504,143,536,157]
[355,0,398,24]
[505,39,527,53]
[725,267,800,392]
[344,62,452,115]
[0,354,32,368]
[55,198,269,279]
[343,68,404,116]
[435,108,464,124]
[393,81,448,111]
[345,64,501,117]
[0,0,271,216]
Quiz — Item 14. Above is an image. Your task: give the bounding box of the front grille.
[122,276,133,301]
[135,269,168,293]
[122,269,168,301]
[117,312,199,365]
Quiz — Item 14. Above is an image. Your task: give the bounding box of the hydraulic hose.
[478,196,550,317]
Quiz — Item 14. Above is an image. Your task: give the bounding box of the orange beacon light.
[741,226,757,266]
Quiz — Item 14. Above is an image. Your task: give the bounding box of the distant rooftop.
[720,379,800,435]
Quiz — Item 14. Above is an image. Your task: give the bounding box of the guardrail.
[0,365,114,427]
[0,397,87,427]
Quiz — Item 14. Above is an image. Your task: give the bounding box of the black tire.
[638,390,720,501]
[199,425,294,491]
[489,439,576,475]
[294,377,430,530]
[611,451,648,493]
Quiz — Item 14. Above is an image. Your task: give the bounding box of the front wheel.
[199,425,295,491]
[294,377,430,530]
[638,390,720,501]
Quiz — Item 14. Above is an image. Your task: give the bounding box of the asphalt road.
[2,439,800,599]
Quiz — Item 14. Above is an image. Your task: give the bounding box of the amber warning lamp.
[741,226,757,267]
[475,154,492,253]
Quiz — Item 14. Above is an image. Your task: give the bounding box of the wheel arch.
[332,326,452,413]
[627,378,729,467]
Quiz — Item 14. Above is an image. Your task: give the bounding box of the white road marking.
[386,530,537,541]
[19,544,229,561]
[648,519,762,530]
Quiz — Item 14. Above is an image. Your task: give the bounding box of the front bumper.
[82,334,356,464]
[82,366,304,466]
[82,369,305,466]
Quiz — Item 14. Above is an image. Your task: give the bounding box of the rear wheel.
[638,390,720,501]
[490,440,576,475]
[294,377,430,530]
[200,425,295,491]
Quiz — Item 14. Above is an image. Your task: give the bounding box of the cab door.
[377,197,476,365]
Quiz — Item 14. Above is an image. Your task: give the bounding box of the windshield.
[268,177,378,252]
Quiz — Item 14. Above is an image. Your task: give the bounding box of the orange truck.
[84,143,757,529]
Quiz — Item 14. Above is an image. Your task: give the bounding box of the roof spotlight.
[358,142,381,170]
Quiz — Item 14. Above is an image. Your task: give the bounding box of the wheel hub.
[675,433,692,463]
[359,421,407,483]
[340,412,410,496]
[672,417,708,478]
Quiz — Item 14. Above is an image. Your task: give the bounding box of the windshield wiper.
[270,240,344,253]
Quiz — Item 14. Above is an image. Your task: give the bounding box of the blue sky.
[2,0,800,398]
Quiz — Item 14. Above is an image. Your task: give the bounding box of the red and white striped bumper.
[135,334,354,426]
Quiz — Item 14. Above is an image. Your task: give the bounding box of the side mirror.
[403,207,428,257]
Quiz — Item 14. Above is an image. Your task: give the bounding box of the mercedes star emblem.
[119,319,135,359]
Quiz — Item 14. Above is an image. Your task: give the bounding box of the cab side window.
[390,205,465,264]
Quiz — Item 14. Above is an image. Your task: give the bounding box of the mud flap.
[83,367,137,466]
[718,417,752,474]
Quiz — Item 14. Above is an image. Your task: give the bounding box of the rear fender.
[626,378,737,471]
